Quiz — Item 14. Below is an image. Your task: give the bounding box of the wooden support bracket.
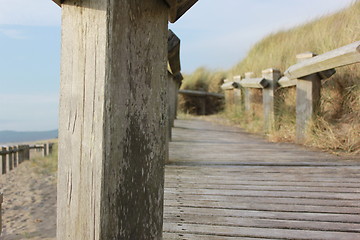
[165,0,198,23]
[168,30,181,75]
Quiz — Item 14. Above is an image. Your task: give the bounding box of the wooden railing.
[178,89,225,116]
[221,41,360,143]
[0,143,53,175]
[0,142,53,235]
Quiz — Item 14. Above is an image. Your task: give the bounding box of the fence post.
[57,1,169,239]
[48,143,53,155]
[7,146,13,172]
[18,145,23,164]
[244,72,255,113]
[42,143,47,157]
[25,145,30,160]
[262,68,281,133]
[295,52,322,143]
[233,75,243,113]
[12,146,18,168]
[1,147,6,174]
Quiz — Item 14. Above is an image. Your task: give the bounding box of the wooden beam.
[240,78,269,88]
[52,0,61,7]
[221,81,239,90]
[168,30,181,75]
[285,41,360,80]
[165,0,198,23]
[179,89,224,99]
[57,0,168,239]
[278,76,297,88]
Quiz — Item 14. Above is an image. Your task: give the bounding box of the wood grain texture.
[57,0,168,239]
[240,78,269,88]
[285,41,360,79]
[164,119,360,239]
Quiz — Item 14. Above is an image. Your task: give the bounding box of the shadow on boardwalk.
[163,119,360,240]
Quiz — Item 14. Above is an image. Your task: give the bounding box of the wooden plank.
[165,194,360,208]
[164,222,360,240]
[179,89,225,99]
[164,206,360,223]
[165,0,198,23]
[285,41,360,80]
[163,232,277,240]
[165,182,360,193]
[221,81,238,90]
[164,199,360,214]
[165,188,360,200]
[278,76,297,88]
[240,78,269,88]
[164,215,360,233]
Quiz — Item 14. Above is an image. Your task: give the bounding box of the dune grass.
[180,1,360,155]
[31,141,58,175]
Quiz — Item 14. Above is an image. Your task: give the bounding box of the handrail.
[179,89,224,99]
[285,41,360,80]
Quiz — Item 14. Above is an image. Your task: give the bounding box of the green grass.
[31,142,58,175]
[180,1,360,155]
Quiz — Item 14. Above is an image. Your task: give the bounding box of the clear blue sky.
[0,0,355,131]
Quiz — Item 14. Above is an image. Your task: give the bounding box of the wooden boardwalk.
[163,119,360,240]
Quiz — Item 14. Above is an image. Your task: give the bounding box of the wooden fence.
[0,143,53,175]
[221,41,360,143]
[0,142,53,235]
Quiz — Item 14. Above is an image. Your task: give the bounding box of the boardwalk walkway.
[163,119,360,240]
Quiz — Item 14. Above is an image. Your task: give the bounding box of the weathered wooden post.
[262,68,281,133]
[7,146,13,172]
[233,75,243,113]
[221,79,236,112]
[52,0,197,239]
[243,72,256,113]
[42,143,47,157]
[295,53,322,143]
[12,146,18,168]
[0,147,6,174]
[22,145,30,161]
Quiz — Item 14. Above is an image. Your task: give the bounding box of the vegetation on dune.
[179,68,226,115]
[31,142,58,175]
[180,1,360,155]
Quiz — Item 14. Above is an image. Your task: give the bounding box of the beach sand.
[0,161,56,240]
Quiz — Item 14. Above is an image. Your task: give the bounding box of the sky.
[0,0,355,131]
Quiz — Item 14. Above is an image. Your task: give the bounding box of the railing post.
[262,68,281,133]
[244,72,255,113]
[57,1,169,239]
[12,146,18,168]
[42,143,48,157]
[295,52,322,143]
[1,147,6,174]
[7,146,13,172]
[233,75,243,113]
[18,145,23,164]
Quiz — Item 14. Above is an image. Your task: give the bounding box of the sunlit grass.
[181,1,360,155]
